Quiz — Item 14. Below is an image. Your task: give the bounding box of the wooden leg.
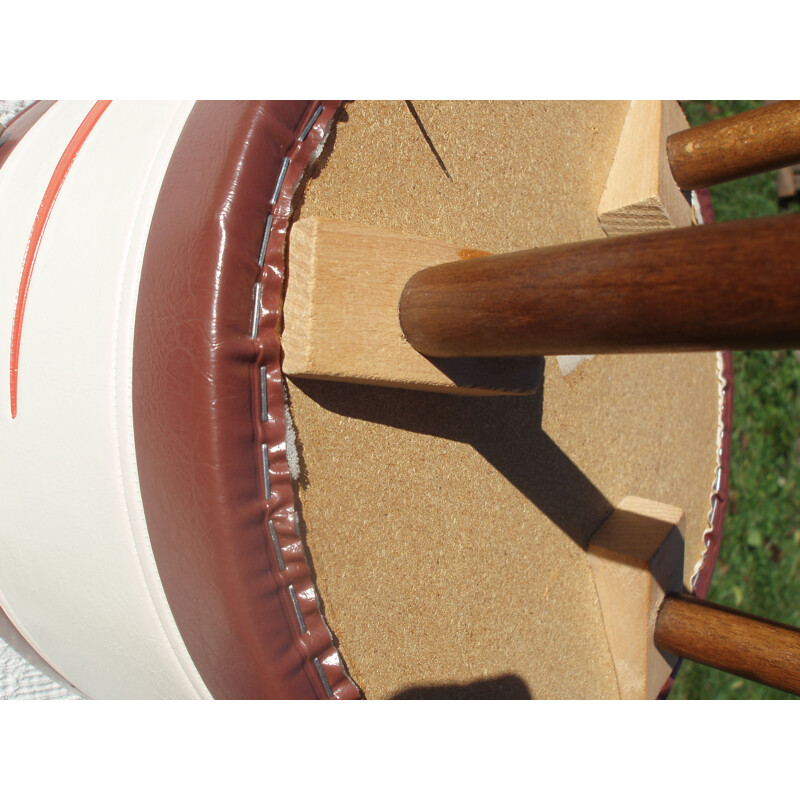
[654,595,800,696]
[399,213,800,358]
[666,101,800,191]
[286,213,800,389]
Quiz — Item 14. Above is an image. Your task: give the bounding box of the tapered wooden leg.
[399,213,800,358]
[666,101,800,191]
[654,595,800,696]
[284,214,800,390]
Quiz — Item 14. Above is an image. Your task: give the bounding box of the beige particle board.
[285,101,722,699]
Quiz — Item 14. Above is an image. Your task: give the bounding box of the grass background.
[669,101,800,699]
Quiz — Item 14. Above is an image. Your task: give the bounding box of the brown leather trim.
[0,101,56,172]
[134,101,360,699]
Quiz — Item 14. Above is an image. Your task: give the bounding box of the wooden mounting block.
[589,497,800,698]
[282,217,544,395]
[587,497,684,699]
[598,100,694,237]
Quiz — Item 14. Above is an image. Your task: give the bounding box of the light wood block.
[587,496,685,699]
[777,166,796,198]
[281,217,544,395]
[598,101,694,237]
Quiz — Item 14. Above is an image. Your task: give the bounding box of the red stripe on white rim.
[9,100,112,419]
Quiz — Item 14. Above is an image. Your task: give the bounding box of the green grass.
[668,101,800,699]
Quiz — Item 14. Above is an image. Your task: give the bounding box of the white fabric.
[557,354,596,376]
[0,639,80,700]
[0,101,212,698]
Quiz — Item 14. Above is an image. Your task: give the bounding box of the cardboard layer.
[285,101,721,699]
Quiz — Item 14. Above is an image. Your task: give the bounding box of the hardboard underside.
[284,101,721,699]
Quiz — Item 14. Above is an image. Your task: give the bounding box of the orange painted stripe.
[9,101,112,418]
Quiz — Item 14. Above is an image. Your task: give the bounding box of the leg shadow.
[393,674,532,699]
[291,374,612,549]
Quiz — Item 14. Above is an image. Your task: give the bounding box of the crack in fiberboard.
[405,101,453,182]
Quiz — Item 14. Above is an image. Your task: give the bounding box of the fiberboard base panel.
[285,101,721,699]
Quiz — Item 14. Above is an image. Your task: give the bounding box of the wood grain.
[282,217,543,394]
[655,594,800,696]
[587,497,684,699]
[667,101,800,191]
[399,213,800,358]
[598,100,693,237]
